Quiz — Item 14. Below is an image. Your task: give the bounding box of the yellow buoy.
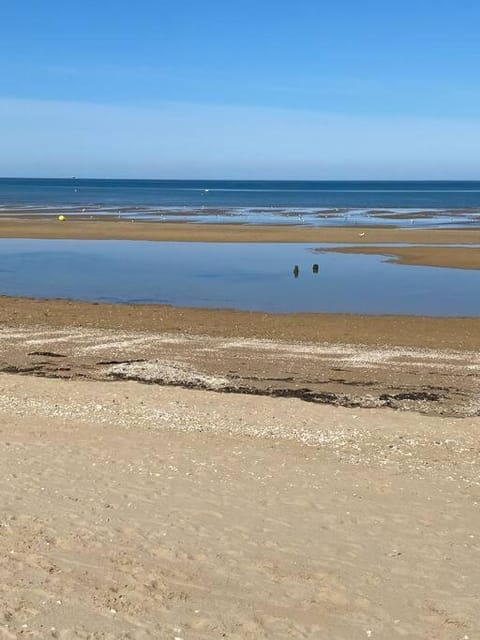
[58,215,66,222]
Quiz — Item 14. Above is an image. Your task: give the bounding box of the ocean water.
[1,178,480,227]
[0,239,478,316]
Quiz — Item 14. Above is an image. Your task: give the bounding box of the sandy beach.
[0,296,479,637]
[0,221,479,638]
[1,372,480,639]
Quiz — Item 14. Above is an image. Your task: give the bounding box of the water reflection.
[293,263,320,277]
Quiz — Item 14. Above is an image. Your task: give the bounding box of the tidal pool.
[0,239,478,316]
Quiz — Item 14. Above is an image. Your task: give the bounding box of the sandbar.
[321,244,480,269]
[0,218,479,244]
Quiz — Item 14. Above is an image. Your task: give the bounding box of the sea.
[1,178,480,227]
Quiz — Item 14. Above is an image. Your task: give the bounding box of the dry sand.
[1,373,480,639]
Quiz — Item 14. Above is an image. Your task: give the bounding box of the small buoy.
[58,215,66,222]
[293,265,299,278]
[312,263,319,273]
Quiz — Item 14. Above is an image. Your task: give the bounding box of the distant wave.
[157,188,480,193]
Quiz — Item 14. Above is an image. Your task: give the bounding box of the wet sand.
[0,298,479,417]
[1,296,479,350]
[322,245,480,270]
[1,218,479,245]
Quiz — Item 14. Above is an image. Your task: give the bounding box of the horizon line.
[1,176,480,183]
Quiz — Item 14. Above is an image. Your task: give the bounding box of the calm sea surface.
[1,179,480,228]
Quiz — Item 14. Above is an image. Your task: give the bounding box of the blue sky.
[1,1,480,178]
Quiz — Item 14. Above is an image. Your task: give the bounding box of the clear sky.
[1,0,480,179]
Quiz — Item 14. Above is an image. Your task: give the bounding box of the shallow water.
[0,239,478,316]
[1,178,480,228]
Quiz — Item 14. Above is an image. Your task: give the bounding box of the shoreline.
[1,297,478,418]
[1,219,479,270]
[1,298,478,417]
